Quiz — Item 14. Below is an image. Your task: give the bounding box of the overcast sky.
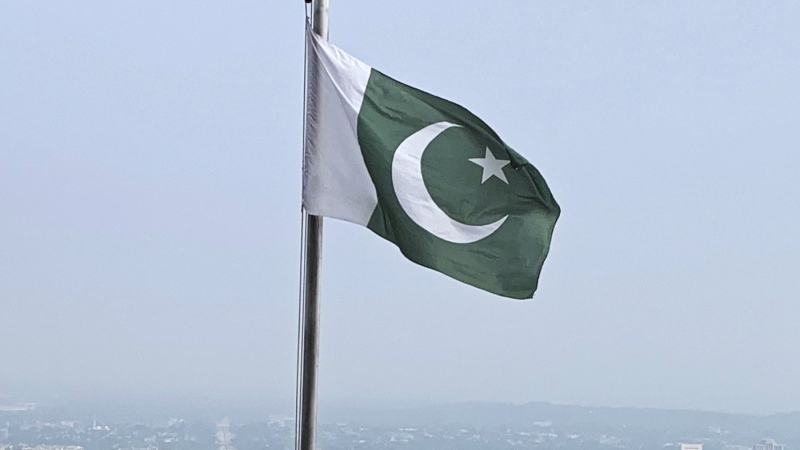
[1,1,799,415]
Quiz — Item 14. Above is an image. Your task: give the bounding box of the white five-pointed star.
[468,147,510,184]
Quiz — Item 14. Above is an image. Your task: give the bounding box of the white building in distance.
[679,444,704,450]
[754,439,785,450]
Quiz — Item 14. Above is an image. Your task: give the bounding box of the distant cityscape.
[0,402,796,450]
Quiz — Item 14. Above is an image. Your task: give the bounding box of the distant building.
[679,444,703,450]
[754,439,785,450]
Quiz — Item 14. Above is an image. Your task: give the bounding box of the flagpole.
[297,1,328,450]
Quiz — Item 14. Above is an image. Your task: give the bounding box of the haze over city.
[2,0,799,417]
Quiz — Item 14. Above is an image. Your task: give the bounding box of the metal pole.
[297,2,328,450]
[312,0,329,40]
[297,215,322,450]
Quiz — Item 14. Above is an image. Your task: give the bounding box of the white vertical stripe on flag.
[303,29,377,226]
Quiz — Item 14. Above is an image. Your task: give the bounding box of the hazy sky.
[1,1,799,415]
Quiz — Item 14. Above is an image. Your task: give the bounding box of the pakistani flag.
[303,30,560,299]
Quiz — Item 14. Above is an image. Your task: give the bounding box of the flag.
[303,29,560,299]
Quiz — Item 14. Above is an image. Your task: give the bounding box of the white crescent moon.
[391,121,508,244]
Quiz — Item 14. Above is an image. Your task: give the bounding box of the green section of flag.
[356,70,560,299]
